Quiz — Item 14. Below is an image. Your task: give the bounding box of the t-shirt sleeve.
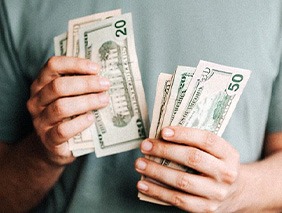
[266,58,282,133]
[0,2,33,142]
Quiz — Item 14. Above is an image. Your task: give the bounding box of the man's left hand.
[135,126,242,212]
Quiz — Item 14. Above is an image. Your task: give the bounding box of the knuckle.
[50,78,64,95]
[26,99,34,114]
[221,167,238,184]
[171,194,186,208]
[159,143,170,158]
[176,173,192,191]
[213,188,228,201]
[203,131,217,148]
[56,123,68,140]
[46,56,59,70]
[186,148,202,167]
[52,99,68,117]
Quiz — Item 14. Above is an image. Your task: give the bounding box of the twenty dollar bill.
[79,13,149,157]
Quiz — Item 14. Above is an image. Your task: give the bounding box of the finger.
[136,158,228,201]
[161,126,236,160]
[140,139,237,183]
[45,112,95,145]
[41,92,110,124]
[31,56,100,95]
[37,75,110,106]
[137,179,217,212]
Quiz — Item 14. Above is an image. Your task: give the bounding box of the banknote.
[149,73,172,138]
[65,10,123,155]
[158,66,195,136]
[54,32,67,56]
[140,60,251,204]
[66,9,121,57]
[77,13,149,157]
[172,60,251,133]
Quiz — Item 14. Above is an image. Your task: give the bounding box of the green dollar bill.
[79,13,149,157]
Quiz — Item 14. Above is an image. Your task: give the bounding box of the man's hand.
[135,126,241,212]
[0,56,111,212]
[27,56,110,166]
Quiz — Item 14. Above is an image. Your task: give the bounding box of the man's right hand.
[27,56,110,166]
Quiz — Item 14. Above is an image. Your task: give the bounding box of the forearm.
[0,132,65,212]
[237,151,282,212]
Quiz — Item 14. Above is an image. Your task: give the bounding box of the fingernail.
[141,140,153,152]
[138,181,149,191]
[136,159,147,170]
[99,93,110,104]
[99,77,110,88]
[162,127,174,138]
[87,112,95,121]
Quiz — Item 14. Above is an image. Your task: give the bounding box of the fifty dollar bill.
[139,60,251,204]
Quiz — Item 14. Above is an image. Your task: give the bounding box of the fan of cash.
[138,61,251,204]
[53,9,251,164]
[54,10,149,157]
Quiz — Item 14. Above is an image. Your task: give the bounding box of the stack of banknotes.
[138,61,251,204]
[54,10,149,157]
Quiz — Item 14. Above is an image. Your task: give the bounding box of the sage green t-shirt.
[1,1,282,212]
